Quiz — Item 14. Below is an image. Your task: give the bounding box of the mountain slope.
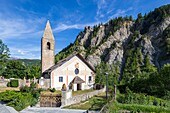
[55,4,170,72]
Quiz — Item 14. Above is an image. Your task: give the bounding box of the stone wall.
[61,87,106,107]
[0,79,9,87]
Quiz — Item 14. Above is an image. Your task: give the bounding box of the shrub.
[7,82,10,87]
[50,88,56,92]
[0,91,33,111]
[10,79,19,87]
[20,85,30,92]
[117,92,170,108]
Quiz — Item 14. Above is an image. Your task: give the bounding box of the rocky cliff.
[55,4,170,71]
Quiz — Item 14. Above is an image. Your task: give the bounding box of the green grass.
[64,93,108,110]
[41,90,61,96]
[108,102,170,113]
[72,89,94,96]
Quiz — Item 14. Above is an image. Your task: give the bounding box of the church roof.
[42,20,55,40]
[71,76,85,84]
[43,53,95,73]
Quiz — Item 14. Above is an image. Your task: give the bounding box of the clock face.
[75,68,79,74]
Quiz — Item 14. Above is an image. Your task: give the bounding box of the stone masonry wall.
[61,87,106,107]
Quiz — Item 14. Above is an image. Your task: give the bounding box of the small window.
[75,68,79,74]
[47,42,51,50]
[88,76,92,82]
[59,77,63,82]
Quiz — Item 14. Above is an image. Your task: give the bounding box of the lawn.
[41,90,61,96]
[0,87,19,93]
[72,89,94,96]
[64,93,108,111]
[108,102,170,113]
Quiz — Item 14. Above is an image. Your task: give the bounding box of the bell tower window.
[47,42,51,50]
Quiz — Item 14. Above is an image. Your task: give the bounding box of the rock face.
[55,4,170,72]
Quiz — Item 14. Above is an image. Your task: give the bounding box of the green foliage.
[122,48,144,83]
[117,92,170,108]
[55,42,80,63]
[3,60,40,79]
[0,39,10,75]
[17,59,40,66]
[0,91,34,111]
[135,13,143,24]
[95,61,119,86]
[10,79,19,87]
[50,88,56,92]
[3,60,27,79]
[129,15,133,21]
[128,64,170,99]
[20,83,41,107]
[142,54,157,73]
[7,82,10,87]
[27,65,41,79]
[108,102,170,113]
[159,25,170,61]
[140,4,170,34]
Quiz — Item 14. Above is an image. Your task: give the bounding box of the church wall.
[51,56,95,90]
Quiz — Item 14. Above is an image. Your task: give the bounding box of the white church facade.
[41,21,95,91]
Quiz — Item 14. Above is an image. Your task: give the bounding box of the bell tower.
[41,20,55,74]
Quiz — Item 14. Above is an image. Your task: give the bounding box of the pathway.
[20,107,87,113]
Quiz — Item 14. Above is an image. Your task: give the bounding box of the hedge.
[10,79,19,87]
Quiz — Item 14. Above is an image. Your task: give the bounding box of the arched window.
[47,42,51,50]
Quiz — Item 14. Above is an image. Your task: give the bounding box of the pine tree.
[142,54,157,73]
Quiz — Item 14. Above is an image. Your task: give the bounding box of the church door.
[77,84,81,90]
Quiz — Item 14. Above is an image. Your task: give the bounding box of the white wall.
[50,56,95,90]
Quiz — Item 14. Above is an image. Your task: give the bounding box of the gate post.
[61,90,72,107]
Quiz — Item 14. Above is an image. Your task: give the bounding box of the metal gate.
[40,94,61,107]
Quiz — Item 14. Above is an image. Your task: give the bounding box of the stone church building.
[41,21,95,91]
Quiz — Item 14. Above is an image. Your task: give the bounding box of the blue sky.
[0,0,169,59]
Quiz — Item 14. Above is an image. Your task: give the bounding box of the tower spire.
[41,20,55,74]
[42,20,54,40]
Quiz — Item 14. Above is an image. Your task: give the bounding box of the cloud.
[0,17,45,40]
[109,7,133,19]
[95,0,116,21]
[53,22,99,32]
[10,47,41,59]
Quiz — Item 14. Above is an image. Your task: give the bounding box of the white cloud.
[53,22,99,32]
[95,0,116,21]
[109,7,133,19]
[0,18,45,40]
[10,47,40,59]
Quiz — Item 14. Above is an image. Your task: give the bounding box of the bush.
[0,91,33,111]
[117,92,170,108]
[7,82,10,87]
[20,85,30,92]
[10,79,19,87]
[50,88,56,92]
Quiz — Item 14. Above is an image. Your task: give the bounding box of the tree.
[95,62,109,85]
[136,13,143,23]
[129,15,133,21]
[109,62,120,85]
[159,64,170,91]
[142,54,157,73]
[28,65,41,79]
[0,39,10,76]
[3,60,27,79]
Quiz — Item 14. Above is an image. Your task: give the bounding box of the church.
[41,21,95,91]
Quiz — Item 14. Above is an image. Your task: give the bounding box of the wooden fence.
[40,94,61,107]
